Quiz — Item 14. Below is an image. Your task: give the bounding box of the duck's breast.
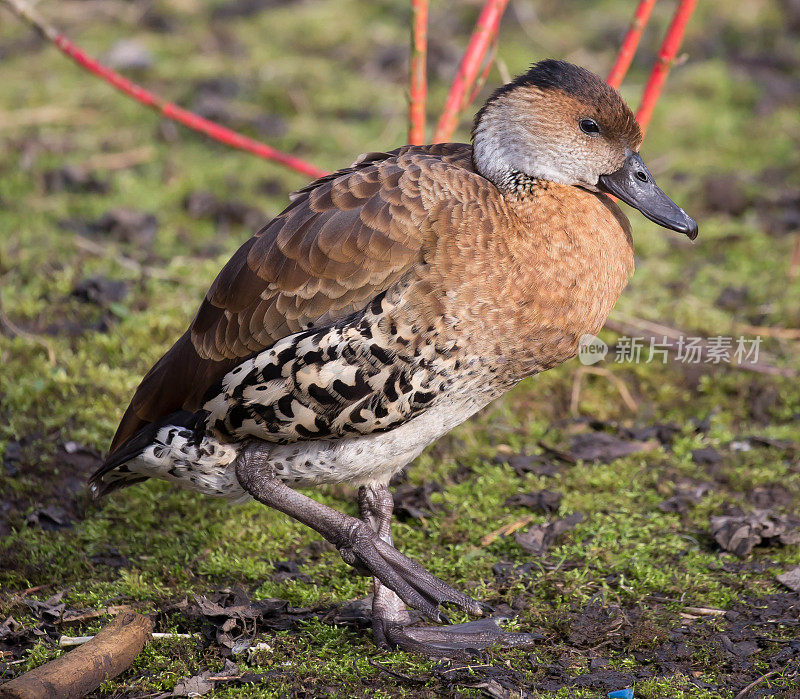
[427,183,635,378]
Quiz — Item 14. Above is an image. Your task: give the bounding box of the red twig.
[606,0,658,89]
[433,0,509,143]
[408,0,428,145]
[635,0,697,135]
[466,33,499,108]
[0,0,328,180]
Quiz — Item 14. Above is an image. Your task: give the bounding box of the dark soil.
[3,583,798,696]
[0,440,100,539]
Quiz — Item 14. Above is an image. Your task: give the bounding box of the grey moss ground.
[1,0,799,696]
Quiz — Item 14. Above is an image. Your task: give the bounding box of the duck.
[90,59,697,656]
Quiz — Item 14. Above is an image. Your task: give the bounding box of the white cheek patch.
[474,123,569,185]
[473,102,591,188]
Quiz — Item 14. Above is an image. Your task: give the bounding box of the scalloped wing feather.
[109,143,482,453]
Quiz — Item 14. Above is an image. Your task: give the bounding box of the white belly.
[125,388,499,500]
[268,389,496,487]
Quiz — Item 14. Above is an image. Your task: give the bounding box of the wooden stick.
[635,0,698,134]
[433,0,509,143]
[0,612,152,699]
[82,145,155,171]
[0,306,57,366]
[733,668,783,699]
[480,515,535,546]
[609,313,800,344]
[606,0,658,89]
[570,365,639,417]
[0,0,328,180]
[734,323,800,341]
[604,316,795,377]
[73,234,183,282]
[682,606,726,616]
[788,234,800,281]
[0,105,99,130]
[407,0,428,145]
[59,632,195,647]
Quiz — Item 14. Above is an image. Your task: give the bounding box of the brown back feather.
[109,143,475,453]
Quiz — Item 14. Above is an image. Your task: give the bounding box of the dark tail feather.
[90,410,198,498]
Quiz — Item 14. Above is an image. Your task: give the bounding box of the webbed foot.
[377,616,540,657]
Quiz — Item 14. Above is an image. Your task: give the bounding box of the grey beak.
[598,150,698,240]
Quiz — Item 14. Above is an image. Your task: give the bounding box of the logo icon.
[578,334,608,365]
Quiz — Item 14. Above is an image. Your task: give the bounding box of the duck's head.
[472,59,698,239]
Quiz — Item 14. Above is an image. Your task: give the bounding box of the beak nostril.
[600,151,696,238]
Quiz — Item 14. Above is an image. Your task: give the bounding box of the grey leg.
[357,484,541,657]
[358,485,411,647]
[234,444,482,622]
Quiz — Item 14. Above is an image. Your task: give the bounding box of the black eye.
[580,118,600,135]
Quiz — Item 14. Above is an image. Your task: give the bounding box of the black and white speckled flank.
[93,284,508,497]
[203,289,468,443]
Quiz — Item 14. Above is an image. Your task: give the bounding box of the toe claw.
[478,601,496,615]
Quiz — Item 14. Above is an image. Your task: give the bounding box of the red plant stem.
[433,0,509,143]
[635,0,697,135]
[466,34,498,107]
[606,0,658,89]
[1,0,328,179]
[408,0,428,145]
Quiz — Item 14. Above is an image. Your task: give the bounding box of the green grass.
[1,0,799,696]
